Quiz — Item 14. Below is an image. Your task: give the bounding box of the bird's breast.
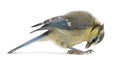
[48,28,91,48]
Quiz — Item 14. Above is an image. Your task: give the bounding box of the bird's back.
[63,11,96,29]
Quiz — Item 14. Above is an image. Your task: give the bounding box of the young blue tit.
[8,11,104,55]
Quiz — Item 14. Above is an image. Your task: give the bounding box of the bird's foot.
[67,49,94,55]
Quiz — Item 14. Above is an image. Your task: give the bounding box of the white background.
[0,0,120,60]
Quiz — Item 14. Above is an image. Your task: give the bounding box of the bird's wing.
[31,16,93,33]
[31,16,70,33]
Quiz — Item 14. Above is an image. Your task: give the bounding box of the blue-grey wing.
[31,16,69,33]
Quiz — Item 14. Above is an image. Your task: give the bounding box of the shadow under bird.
[8,11,104,55]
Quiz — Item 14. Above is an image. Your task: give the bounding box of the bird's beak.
[85,42,91,49]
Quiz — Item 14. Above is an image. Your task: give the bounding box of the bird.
[8,11,104,55]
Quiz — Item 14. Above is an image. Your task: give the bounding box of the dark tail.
[8,31,50,53]
[31,22,43,28]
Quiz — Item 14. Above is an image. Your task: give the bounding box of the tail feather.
[8,31,50,53]
[31,23,43,28]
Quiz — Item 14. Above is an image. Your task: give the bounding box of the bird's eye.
[91,36,97,43]
[92,39,96,42]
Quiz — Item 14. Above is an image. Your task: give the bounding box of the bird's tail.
[8,31,50,53]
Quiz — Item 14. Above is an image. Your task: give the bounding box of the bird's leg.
[67,47,94,55]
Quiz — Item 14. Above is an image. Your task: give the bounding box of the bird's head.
[86,24,104,48]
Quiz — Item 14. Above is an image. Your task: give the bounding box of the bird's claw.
[84,49,94,54]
